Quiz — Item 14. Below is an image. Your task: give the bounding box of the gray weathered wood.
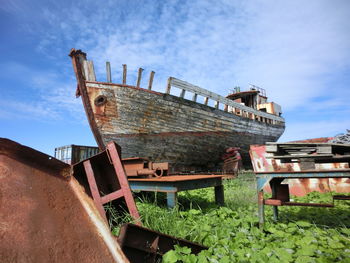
[204,97,209,105]
[265,145,278,152]
[106,62,112,83]
[166,78,171,94]
[168,77,284,122]
[136,68,144,88]
[83,60,96,81]
[148,71,155,90]
[180,89,186,98]
[214,101,219,109]
[317,145,332,154]
[192,93,198,102]
[122,64,127,84]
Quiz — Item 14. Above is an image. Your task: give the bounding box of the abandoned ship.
[69,49,285,172]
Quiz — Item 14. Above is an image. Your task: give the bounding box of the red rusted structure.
[122,157,169,178]
[118,223,207,263]
[221,147,241,177]
[0,138,129,263]
[250,143,350,195]
[73,141,141,224]
[250,143,350,226]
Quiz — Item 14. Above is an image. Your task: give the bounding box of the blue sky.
[1,0,350,156]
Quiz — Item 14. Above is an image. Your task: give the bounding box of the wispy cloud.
[1,0,350,140]
[0,62,85,123]
[32,0,350,107]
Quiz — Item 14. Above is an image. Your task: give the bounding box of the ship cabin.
[226,86,282,117]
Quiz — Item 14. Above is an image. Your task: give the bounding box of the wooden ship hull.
[70,49,285,172]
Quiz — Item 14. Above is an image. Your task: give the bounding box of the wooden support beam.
[136,68,143,88]
[83,60,96,81]
[214,101,219,109]
[122,64,127,84]
[180,89,186,98]
[166,77,172,94]
[148,71,155,90]
[204,97,209,105]
[192,93,198,102]
[106,62,112,83]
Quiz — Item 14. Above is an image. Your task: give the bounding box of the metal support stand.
[73,141,141,224]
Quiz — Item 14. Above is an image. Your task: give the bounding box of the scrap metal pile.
[250,142,350,225]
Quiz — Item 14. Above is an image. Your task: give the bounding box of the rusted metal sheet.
[122,157,169,178]
[118,223,208,263]
[0,138,129,263]
[250,144,350,195]
[72,141,141,224]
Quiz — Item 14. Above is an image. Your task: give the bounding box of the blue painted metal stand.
[256,170,350,227]
[129,175,224,208]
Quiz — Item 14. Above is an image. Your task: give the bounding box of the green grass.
[109,173,350,262]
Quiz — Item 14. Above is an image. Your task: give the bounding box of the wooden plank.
[317,145,332,154]
[265,145,278,152]
[106,61,112,83]
[169,77,284,122]
[148,71,155,90]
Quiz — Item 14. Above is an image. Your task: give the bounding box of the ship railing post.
[122,64,127,84]
[180,89,186,98]
[166,77,172,94]
[106,62,112,83]
[214,101,219,109]
[204,97,209,105]
[136,68,144,88]
[148,71,155,90]
[192,93,198,102]
[83,60,96,81]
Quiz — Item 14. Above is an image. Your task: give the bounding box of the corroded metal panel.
[0,138,128,263]
[250,144,350,196]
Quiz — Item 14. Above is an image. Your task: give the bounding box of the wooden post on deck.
[136,68,143,88]
[148,71,155,90]
[122,64,127,84]
[192,93,198,102]
[166,77,172,94]
[106,62,112,83]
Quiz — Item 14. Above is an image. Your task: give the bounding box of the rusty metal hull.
[0,138,128,263]
[80,83,284,171]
